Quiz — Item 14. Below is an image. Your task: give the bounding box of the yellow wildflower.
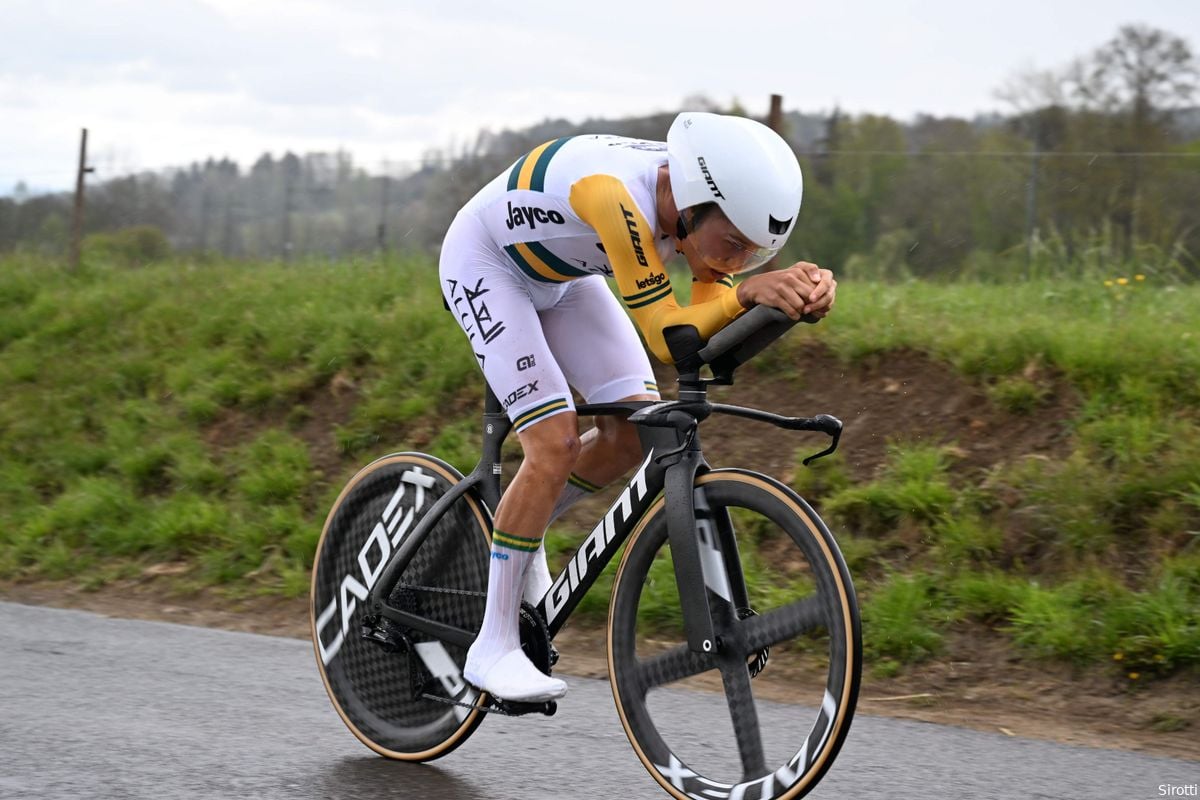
[1104,280,1114,287]
[1117,277,1129,286]
[1128,672,1140,680]
[1135,274,1146,281]
[1113,652,1124,661]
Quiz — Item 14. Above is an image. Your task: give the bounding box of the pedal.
[422,691,558,718]
[490,698,558,717]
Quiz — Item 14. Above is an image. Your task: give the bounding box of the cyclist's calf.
[567,393,659,489]
[590,413,647,476]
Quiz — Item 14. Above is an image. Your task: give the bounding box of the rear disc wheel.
[310,453,492,761]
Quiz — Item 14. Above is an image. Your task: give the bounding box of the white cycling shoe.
[464,648,567,703]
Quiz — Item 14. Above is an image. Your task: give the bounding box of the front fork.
[650,427,750,656]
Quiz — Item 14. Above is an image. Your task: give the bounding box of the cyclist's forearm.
[689,275,735,305]
[570,174,746,362]
[633,294,746,363]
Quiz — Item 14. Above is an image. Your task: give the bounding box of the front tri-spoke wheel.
[608,471,861,800]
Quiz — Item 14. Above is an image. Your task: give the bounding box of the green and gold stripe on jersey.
[623,280,673,309]
[693,276,735,289]
[492,529,543,553]
[644,380,659,393]
[503,137,581,283]
[503,240,590,284]
[513,397,571,432]
[508,137,573,192]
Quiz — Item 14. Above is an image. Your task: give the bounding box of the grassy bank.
[0,253,1196,681]
[788,278,1200,678]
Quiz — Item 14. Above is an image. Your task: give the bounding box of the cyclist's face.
[679,207,778,280]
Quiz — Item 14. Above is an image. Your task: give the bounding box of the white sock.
[466,528,567,702]
[523,473,602,604]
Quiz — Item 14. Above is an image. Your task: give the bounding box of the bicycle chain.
[395,582,487,599]
[420,689,556,717]
[419,691,494,714]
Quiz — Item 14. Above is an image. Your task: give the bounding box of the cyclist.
[439,111,837,703]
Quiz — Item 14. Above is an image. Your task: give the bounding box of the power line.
[801,150,1200,158]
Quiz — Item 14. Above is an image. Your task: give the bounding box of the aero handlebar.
[691,305,820,382]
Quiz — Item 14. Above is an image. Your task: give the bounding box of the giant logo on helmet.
[697,157,725,200]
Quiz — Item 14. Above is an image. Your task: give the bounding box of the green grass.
[863,573,948,664]
[804,278,1200,410]
[0,252,472,595]
[821,443,960,538]
[2,253,1199,678]
[778,276,1200,676]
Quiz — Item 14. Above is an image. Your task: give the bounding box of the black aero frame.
[362,305,843,673]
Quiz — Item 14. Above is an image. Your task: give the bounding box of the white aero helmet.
[667,111,803,272]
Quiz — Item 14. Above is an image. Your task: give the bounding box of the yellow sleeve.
[569,174,747,363]
[690,275,737,305]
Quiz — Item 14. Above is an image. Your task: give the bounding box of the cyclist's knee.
[517,413,581,479]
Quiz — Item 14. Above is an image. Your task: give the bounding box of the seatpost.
[477,385,507,511]
[483,384,503,415]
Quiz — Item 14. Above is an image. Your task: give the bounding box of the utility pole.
[377,174,391,254]
[198,188,211,253]
[69,128,95,271]
[1024,151,1040,279]
[766,95,785,271]
[222,194,236,258]
[282,178,294,262]
[767,94,783,133]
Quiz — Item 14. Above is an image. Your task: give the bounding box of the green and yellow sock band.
[567,473,603,494]
[492,529,543,553]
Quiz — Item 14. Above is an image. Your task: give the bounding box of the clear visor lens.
[681,208,780,275]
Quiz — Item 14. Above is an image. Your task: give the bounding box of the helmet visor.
[680,206,781,275]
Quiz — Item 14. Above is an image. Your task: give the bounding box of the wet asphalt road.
[0,601,1195,800]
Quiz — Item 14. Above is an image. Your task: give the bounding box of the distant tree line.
[2,24,1198,279]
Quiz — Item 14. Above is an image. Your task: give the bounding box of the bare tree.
[1069,25,1198,254]
[1071,24,1197,122]
[995,66,1070,113]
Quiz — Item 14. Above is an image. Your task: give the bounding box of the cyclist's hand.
[736,263,837,320]
[798,262,837,318]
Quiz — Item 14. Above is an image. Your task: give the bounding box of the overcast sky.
[2,0,1197,193]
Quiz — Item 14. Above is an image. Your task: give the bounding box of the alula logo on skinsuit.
[619,204,649,266]
[505,201,565,230]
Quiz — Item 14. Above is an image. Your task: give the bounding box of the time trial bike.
[310,305,861,800]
